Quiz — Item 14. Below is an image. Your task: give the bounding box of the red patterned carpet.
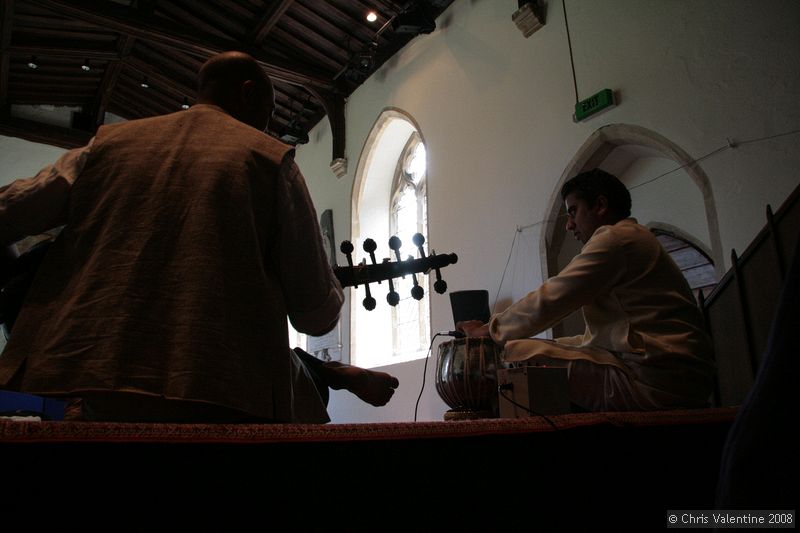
[1,406,737,443]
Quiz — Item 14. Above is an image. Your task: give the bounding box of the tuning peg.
[388,236,405,278]
[430,247,448,294]
[411,281,424,300]
[384,258,400,306]
[340,240,357,288]
[387,289,400,306]
[412,233,426,258]
[388,236,402,260]
[434,276,447,294]
[363,282,376,311]
[340,240,354,267]
[433,279,447,294]
[363,238,377,262]
[409,255,424,301]
[363,238,380,283]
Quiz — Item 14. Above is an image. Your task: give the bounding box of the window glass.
[350,115,430,369]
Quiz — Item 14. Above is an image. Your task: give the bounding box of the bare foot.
[321,362,399,407]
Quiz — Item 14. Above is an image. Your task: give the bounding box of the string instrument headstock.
[334,233,458,310]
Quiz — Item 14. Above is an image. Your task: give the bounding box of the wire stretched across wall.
[492,128,800,313]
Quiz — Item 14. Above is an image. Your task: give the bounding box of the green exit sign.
[574,89,616,122]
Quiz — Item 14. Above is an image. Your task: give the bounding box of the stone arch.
[351,107,426,241]
[541,123,724,285]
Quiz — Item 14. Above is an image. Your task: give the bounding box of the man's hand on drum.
[456,320,489,338]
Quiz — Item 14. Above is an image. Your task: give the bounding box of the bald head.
[197,51,275,131]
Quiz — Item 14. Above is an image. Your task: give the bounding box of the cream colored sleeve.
[0,141,93,246]
[274,155,344,337]
[488,225,626,342]
[554,333,586,346]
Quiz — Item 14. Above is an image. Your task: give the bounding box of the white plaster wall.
[0,136,67,186]
[296,0,800,422]
[623,157,710,248]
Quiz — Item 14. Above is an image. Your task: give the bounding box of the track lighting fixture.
[356,42,377,72]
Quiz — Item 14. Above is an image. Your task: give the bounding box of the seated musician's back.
[0,51,398,422]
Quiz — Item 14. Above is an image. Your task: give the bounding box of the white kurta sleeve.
[489,225,627,342]
[0,142,92,246]
[274,155,344,337]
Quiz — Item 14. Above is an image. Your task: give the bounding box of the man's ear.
[240,79,256,103]
[595,195,609,216]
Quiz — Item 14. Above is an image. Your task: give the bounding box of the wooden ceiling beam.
[12,74,98,86]
[29,0,334,90]
[250,0,294,46]
[155,1,230,41]
[0,0,15,116]
[89,33,134,128]
[12,12,104,31]
[0,114,92,148]
[9,45,119,61]
[133,40,199,85]
[306,87,346,164]
[125,56,192,100]
[114,82,176,118]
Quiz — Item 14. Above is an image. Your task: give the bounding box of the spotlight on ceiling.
[392,3,436,35]
[366,11,378,23]
[140,77,150,89]
[181,97,190,110]
[27,56,39,69]
[81,59,91,72]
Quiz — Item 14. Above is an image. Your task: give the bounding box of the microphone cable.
[414,330,463,422]
[497,383,559,431]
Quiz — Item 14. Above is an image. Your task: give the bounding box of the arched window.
[389,134,429,357]
[653,229,718,300]
[350,109,430,369]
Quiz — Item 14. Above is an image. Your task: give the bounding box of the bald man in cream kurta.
[0,52,403,423]
[0,105,339,422]
[488,218,715,411]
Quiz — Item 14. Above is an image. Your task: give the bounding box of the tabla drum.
[435,336,503,420]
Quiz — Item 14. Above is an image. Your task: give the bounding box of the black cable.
[413,333,565,428]
[499,127,800,285]
[628,128,800,193]
[497,387,559,430]
[627,144,730,192]
[492,229,518,314]
[737,128,800,146]
[414,332,442,421]
[562,0,579,104]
